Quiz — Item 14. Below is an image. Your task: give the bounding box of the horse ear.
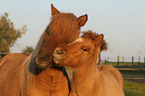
[95,34,104,46]
[51,4,60,16]
[77,14,88,27]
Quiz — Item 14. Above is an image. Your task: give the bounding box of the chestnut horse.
[0,4,88,96]
[53,31,124,96]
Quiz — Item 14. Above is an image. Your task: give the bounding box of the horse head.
[35,4,88,68]
[53,31,107,68]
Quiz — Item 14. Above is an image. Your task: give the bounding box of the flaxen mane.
[82,30,107,51]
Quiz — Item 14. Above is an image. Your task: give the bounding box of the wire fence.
[99,55,145,67]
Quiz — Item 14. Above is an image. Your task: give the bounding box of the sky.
[1,0,145,62]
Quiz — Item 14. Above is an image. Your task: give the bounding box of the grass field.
[107,62,145,95]
[121,69,145,95]
[124,80,145,96]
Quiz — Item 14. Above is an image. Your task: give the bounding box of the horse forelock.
[82,30,99,40]
[34,13,79,53]
[82,30,108,51]
[30,12,81,68]
[37,13,80,48]
[48,13,79,42]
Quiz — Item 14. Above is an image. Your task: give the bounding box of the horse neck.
[71,52,100,95]
[21,56,69,95]
[24,32,70,95]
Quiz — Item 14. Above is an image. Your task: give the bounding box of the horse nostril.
[56,49,65,55]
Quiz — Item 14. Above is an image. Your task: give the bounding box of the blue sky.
[1,0,145,61]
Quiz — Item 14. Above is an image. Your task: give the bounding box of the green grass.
[124,81,145,96]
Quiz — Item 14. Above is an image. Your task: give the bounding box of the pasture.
[124,81,145,96]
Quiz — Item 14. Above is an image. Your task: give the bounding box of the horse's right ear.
[51,4,60,16]
[77,14,88,27]
[95,34,104,46]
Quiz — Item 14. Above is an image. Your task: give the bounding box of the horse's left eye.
[81,48,87,51]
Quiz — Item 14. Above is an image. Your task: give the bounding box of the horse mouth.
[53,47,66,64]
[53,52,66,64]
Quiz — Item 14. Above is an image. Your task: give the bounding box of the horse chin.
[53,56,65,64]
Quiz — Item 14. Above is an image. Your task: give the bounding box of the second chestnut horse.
[53,31,124,96]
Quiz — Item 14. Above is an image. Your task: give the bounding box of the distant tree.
[22,46,33,55]
[0,12,27,53]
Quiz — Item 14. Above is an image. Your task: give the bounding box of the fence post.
[98,54,102,65]
[138,56,140,67]
[105,59,107,65]
[107,57,109,62]
[144,56,145,66]
[132,56,134,66]
[122,56,124,63]
[117,56,119,66]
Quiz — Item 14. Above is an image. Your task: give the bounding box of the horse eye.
[81,48,87,51]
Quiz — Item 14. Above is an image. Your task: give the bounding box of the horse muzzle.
[53,47,66,64]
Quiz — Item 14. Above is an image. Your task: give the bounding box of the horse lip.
[53,56,65,63]
[53,49,66,63]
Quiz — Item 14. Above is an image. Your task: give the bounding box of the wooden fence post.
[105,57,109,65]
[144,56,145,66]
[105,59,107,65]
[122,56,124,63]
[107,57,109,62]
[98,54,102,65]
[138,56,140,67]
[132,56,134,66]
[117,56,119,66]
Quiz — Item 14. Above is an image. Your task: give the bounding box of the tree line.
[0,12,33,57]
